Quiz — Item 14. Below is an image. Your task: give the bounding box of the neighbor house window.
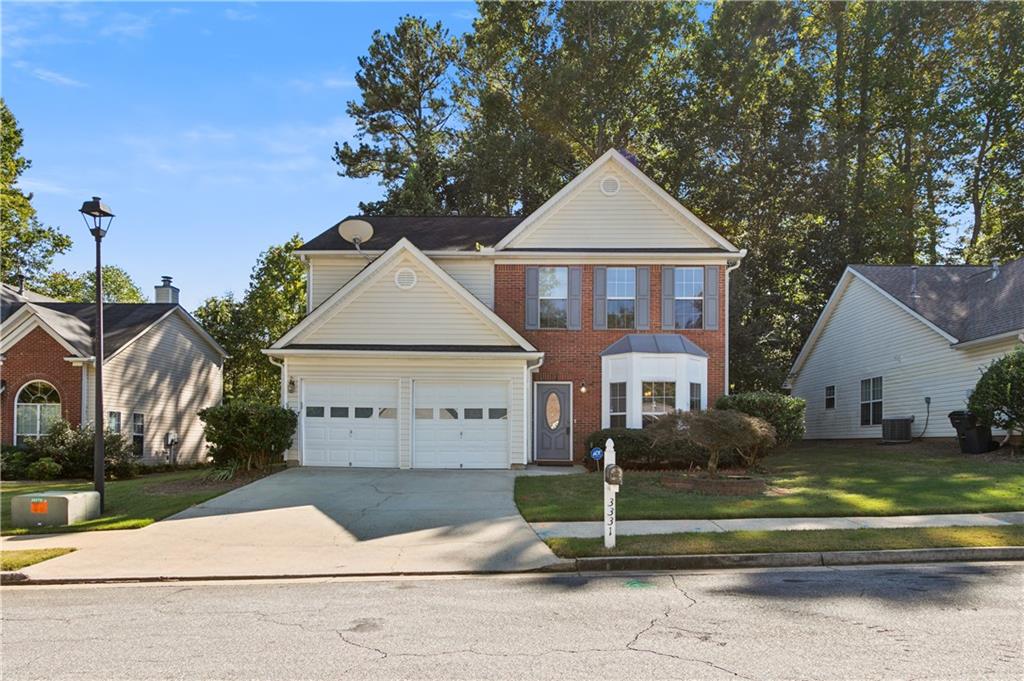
[108,411,122,433]
[609,382,627,428]
[689,383,702,411]
[860,377,882,426]
[824,386,836,410]
[132,413,145,458]
[674,267,704,329]
[606,267,636,329]
[14,381,61,446]
[642,381,675,427]
[538,267,568,328]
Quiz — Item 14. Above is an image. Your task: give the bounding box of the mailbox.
[604,464,623,486]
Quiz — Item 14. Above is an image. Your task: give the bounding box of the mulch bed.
[660,474,769,496]
[141,469,273,496]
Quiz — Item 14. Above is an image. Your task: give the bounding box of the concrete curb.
[574,546,1024,572]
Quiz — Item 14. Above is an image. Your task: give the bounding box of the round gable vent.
[394,267,418,290]
[600,175,620,196]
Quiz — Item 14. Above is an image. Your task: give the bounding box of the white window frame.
[606,267,636,329]
[132,412,145,458]
[674,266,705,330]
[824,385,836,410]
[860,377,883,426]
[538,266,569,329]
[641,381,676,427]
[688,382,702,411]
[608,382,627,428]
[108,411,122,433]
[13,381,61,446]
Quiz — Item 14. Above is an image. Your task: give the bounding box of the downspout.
[267,355,287,408]
[724,250,747,396]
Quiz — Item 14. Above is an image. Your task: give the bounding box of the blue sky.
[3,2,481,310]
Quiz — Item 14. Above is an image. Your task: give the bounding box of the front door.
[536,383,572,463]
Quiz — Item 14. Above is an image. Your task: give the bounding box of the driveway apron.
[6,468,561,580]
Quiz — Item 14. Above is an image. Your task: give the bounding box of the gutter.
[262,349,545,360]
[950,328,1024,350]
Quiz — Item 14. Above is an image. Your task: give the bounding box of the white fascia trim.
[495,149,739,252]
[0,311,82,357]
[64,355,95,364]
[951,328,1024,349]
[784,268,960,387]
[494,252,743,264]
[262,348,544,361]
[299,250,493,258]
[273,237,537,352]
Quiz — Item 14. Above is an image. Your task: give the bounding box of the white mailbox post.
[603,438,621,549]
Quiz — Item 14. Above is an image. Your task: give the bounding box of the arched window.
[14,381,61,446]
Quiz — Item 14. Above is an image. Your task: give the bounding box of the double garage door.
[302,381,509,469]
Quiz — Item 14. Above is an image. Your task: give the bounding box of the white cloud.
[17,178,75,197]
[287,72,356,93]
[100,13,154,39]
[12,61,86,87]
[223,8,257,22]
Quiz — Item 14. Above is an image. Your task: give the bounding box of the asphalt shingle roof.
[851,258,1024,343]
[1,286,177,358]
[297,216,524,252]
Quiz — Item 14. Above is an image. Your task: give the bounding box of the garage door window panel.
[464,408,484,420]
[488,408,507,420]
[355,407,373,419]
[330,407,348,418]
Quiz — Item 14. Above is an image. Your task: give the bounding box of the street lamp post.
[79,197,114,512]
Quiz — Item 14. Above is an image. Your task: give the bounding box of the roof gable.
[497,150,738,252]
[273,239,536,351]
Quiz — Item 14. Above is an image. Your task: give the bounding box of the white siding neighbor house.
[786,259,1023,439]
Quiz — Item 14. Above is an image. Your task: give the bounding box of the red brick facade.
[1,327,83,445]
[495,264,728,461]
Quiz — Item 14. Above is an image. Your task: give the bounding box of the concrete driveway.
[5,468,564,580]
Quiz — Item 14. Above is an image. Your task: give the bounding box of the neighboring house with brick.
[786,258,1024,439]
[265,150,745,468]
[0,278,227,463]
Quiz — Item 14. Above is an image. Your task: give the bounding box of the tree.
[37,266,146,303]
[969,347,1024,440]
[333,16,461,214]
[0,99,72,286]
[195,235,306,405]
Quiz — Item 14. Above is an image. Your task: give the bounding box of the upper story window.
[606,267,636,329]
[674,267,704,329]
[860,377,882,426]
[824,385,836,410]
[538,267,568,329]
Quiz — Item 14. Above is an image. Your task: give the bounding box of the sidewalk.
[530,511,1024,539]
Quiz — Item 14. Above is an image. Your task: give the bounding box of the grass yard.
[516,441,1024,522]
[1,469,266,536]
[1,548,76,571]
[547,525,1024,558]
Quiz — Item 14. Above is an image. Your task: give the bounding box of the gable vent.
[600,175,620,196]
[394,267,418,290]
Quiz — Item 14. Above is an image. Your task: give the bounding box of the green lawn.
[1,469,256,535]
[517,441,1024,521]
[547,525,1024,558]
[1,548,76,571]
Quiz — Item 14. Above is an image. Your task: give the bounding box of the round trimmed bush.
[715,391,805,446]
[25,457,63,480]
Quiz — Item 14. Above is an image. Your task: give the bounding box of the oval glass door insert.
[545,392,561,430]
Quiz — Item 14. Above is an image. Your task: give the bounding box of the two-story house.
[265,150,744,468]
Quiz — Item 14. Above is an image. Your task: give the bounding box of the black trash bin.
[948,410,993,454]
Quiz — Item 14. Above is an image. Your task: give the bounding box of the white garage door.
[413,382,510,469]
[302,381,398,467]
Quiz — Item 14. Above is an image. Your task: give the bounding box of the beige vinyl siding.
[308,255,494,309]
[283,356,527,468]
[791,275,1020,439]
[513,163,719,250]
[301,253,510,346]
[85,312,224,463]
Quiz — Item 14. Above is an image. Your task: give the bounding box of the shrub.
[1,445,31,479]
[969,347,1024,438]
[25,421,137,479]
[715,391,805,446]
[585,427,713,471]
[647,410,777,477]
[198,401,297,471]
[25,457,62,480]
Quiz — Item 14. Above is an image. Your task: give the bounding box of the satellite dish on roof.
[338,219,373,246]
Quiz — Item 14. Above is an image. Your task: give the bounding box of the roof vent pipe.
[990,258,1000,281]
[910,265,920,304]
[154,276,179,305]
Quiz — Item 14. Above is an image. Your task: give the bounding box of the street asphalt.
[2,561,1021,680]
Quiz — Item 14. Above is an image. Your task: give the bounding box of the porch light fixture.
[579,382,587,394]
[79,196,115,513]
